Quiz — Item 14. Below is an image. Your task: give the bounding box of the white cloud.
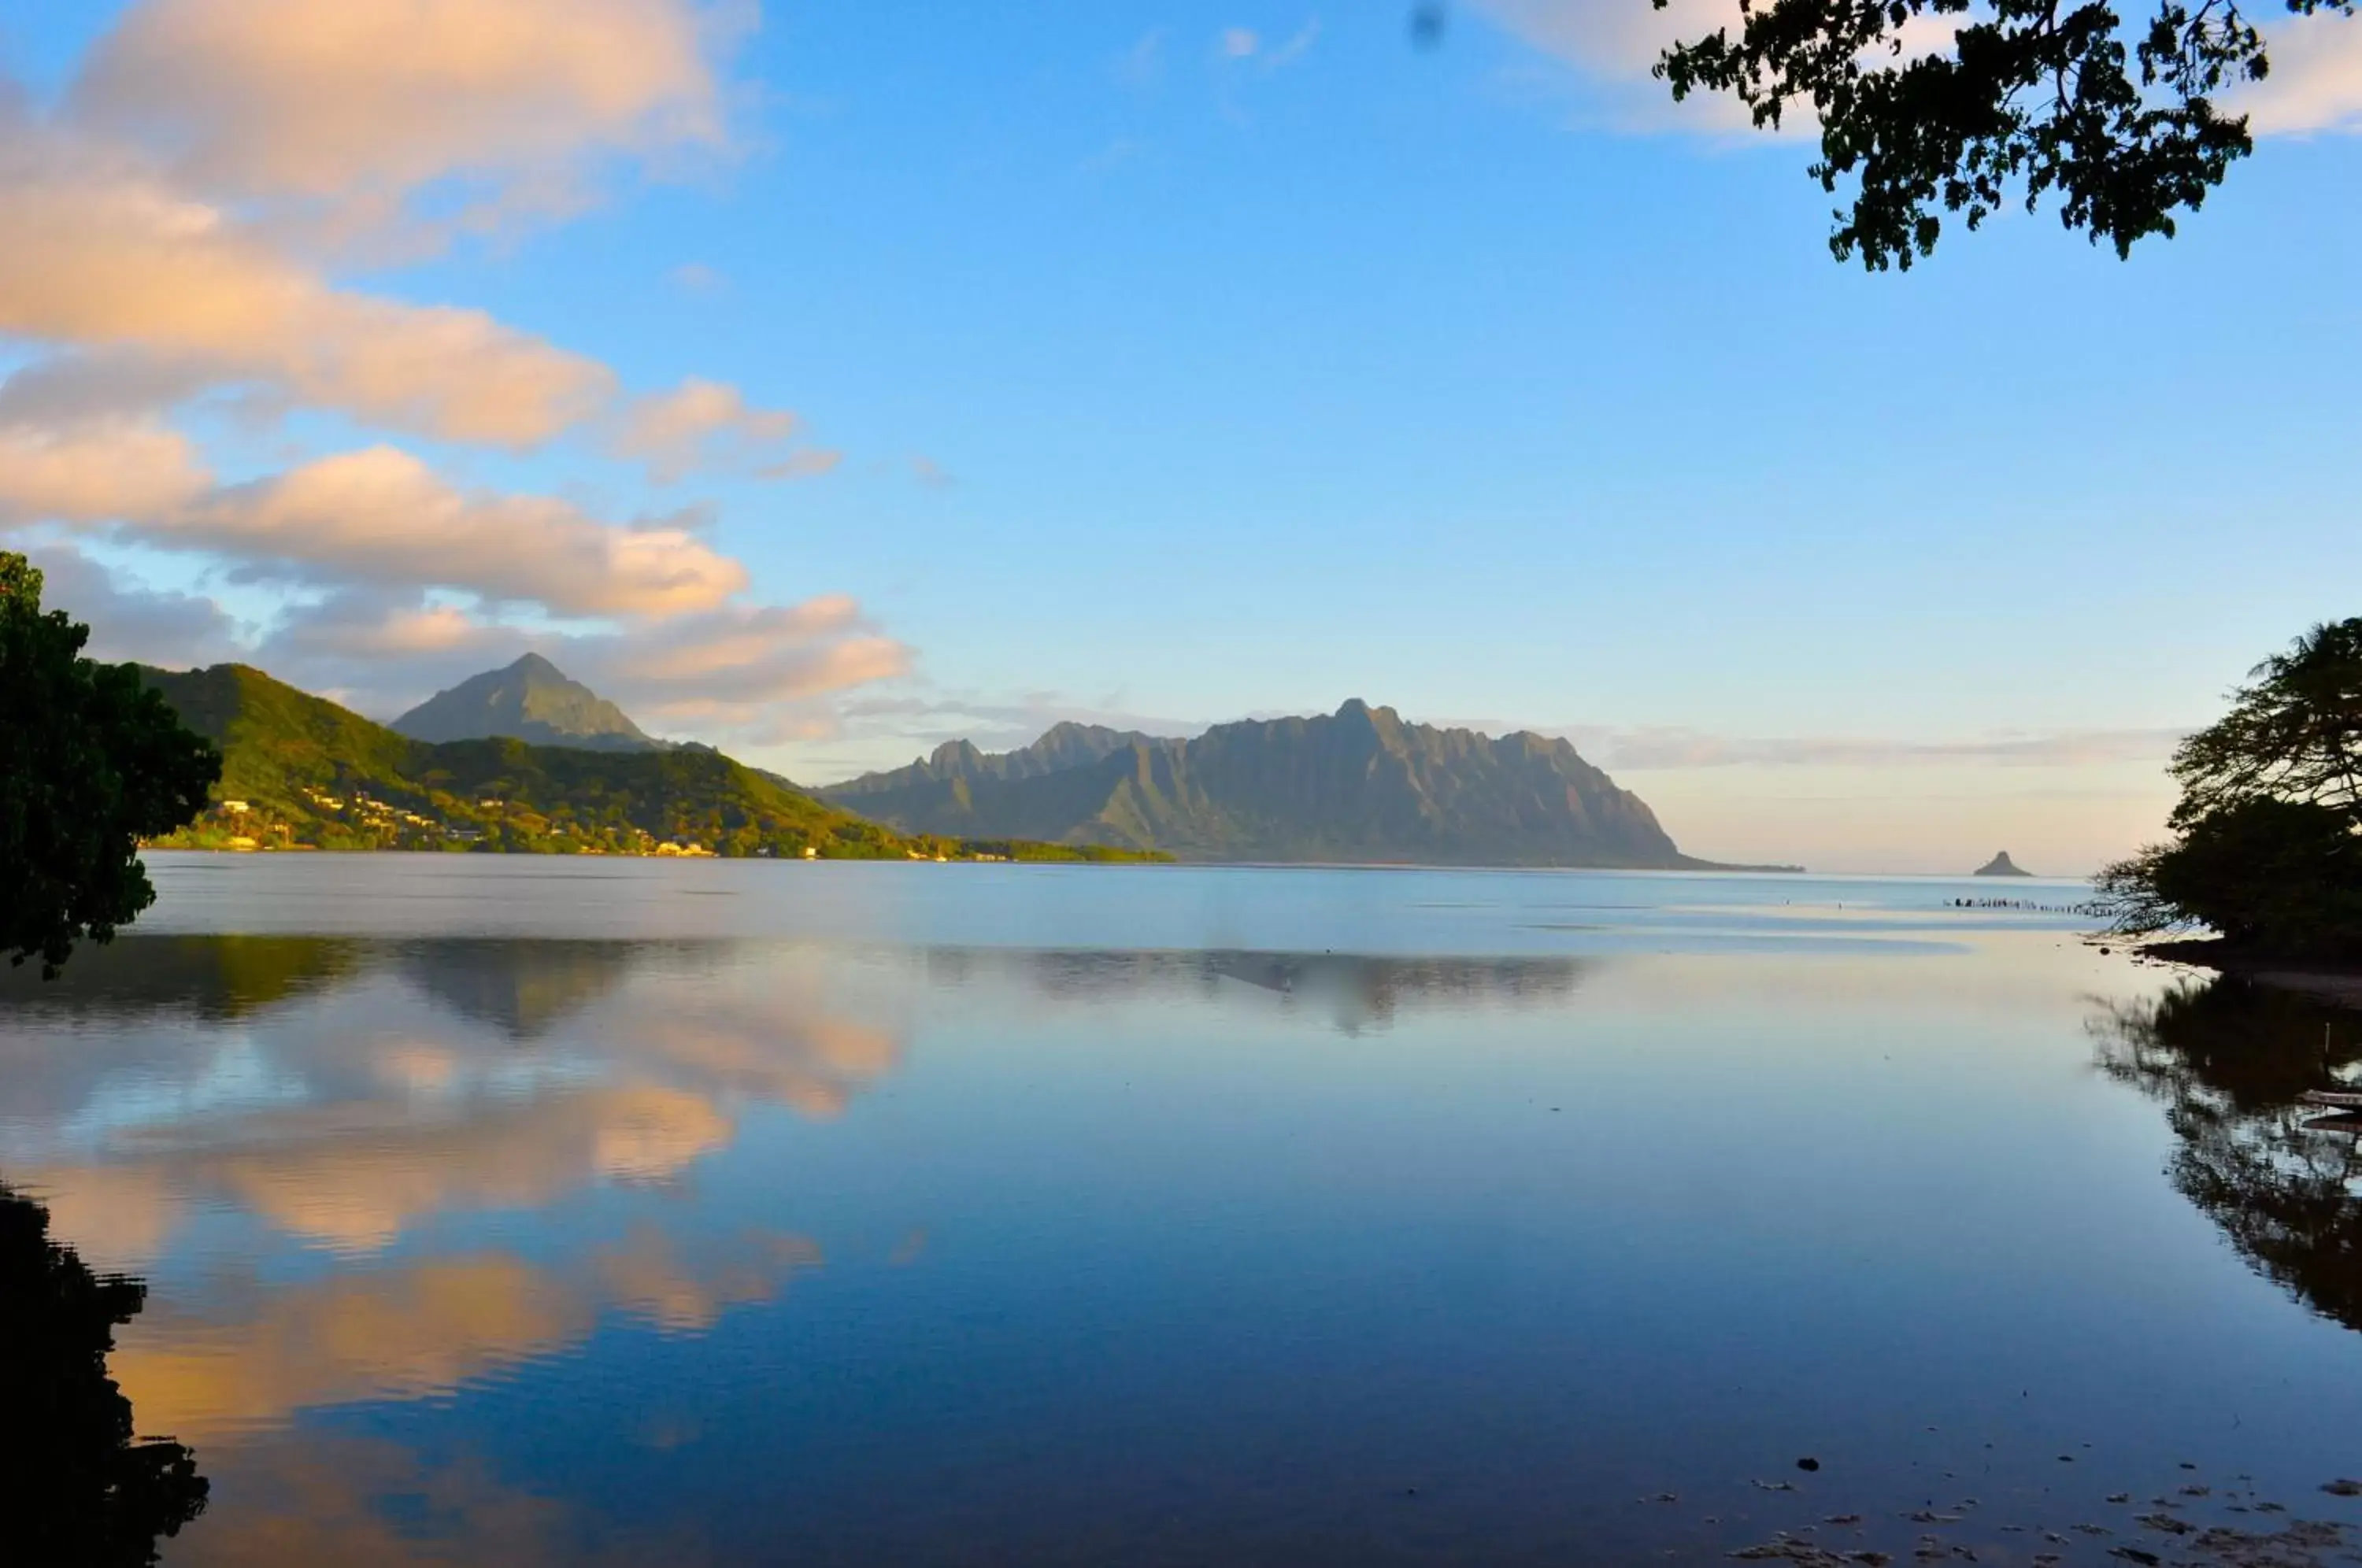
[0,418,209,523]
[16,541,243,667]
[253,588,913,744]
[0,135,614,446]
[1117,28,1168,86]
[1483,0,2362,139]
[1266,18,1324,68]
[2243,15,2362,135]
[612,376,824,483]
[72,0,738,248]
[1221,28,1262,59]
[0,3,912,749]
[170,446,746,616]
[1475,0,1764,131]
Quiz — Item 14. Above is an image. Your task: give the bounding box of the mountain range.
[133,664,1153,862]
[136,654,1772,869]
[820,700,1742,868]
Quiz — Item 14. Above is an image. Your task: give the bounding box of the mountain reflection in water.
[20,897,2362,1566]
[2094,975,2362,1333]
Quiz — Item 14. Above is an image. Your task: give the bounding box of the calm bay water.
[7,854,2362,1565]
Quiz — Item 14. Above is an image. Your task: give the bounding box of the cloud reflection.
[113,1227,822,1443]
[2,937,905,1264]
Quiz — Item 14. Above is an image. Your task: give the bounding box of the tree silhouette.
[2094,978,2362,1331]
[0,1183,209,1566]
[2,553,220,977]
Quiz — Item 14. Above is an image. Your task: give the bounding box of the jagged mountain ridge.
[819,700,1719,867]
[825,721,1164,799]
[393,653,664,753]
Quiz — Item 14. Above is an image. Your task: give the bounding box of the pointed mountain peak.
[1973,850,2033,877]
[505,651,569,680]
[393,657,663,753]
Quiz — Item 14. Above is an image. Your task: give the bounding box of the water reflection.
[0,934,364,1022]
[0,1185,208,1566]
[109,1226,824,1444]
[935,947,1586,1032]
[2094,975,2362,1331]
[394,940,647,1039]
[2,937,903,1269]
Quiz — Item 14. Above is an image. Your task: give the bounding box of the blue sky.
[2,1,2358,871]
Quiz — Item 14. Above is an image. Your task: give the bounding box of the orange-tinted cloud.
[75,0,735,247]
[0,146,613,446]
[170,446,746,615]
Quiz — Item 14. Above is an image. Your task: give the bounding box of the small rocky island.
[1974,851,2033,877]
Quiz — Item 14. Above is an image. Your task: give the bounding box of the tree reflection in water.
[0,1184,207,1566]
[2094,976,2362,1330]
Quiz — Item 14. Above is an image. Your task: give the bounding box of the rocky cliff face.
[822,700,1704,868]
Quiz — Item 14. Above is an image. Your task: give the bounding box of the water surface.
[7,855,2362,1565]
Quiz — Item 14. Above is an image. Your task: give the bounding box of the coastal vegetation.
[133,662,1164,866]
[2097,619,2362,960]
[1,553,217,975]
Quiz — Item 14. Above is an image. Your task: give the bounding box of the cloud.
[0,418,209,523]
[72,0,737,247]
[1475,0,1771,131]
[239,587,910,745]
[0,7,904,751]
[611,376,815,482]
[583,600,915,730]
[668,261,726,292]
[170,446,746,615]
[0,138,615,446]
[1483,0,2362,139]
[1220,28,1262,58]
[1117,28,1168,86]
[1530,722,2190,771]
[0,350,224,427]
[2243,15,2362,135]
[1266,18,1324,68]
[13,542,243,667]
[909,454,955,487]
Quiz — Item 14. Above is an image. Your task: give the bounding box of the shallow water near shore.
[8,854,2362,1565]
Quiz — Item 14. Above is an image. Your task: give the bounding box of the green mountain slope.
[820,699,1742,868]
[135,664,1160,862]
[391,653,664,752]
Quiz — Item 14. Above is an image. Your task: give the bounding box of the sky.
[1,0,2357,875]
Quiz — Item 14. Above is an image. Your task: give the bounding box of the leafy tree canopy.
[2168,618,2362,829]
[0,553,220,976]
[2098,619,2362,954]
[1651,0,2355,268]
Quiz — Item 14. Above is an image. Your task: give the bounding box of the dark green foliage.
[0,1185,209,1566]
[131,661,1164,864]
[2098,619,2362,956]
[2094,979,2362,1331]
[2100,799,2362,955]
[1651,0,2354,269]
[0,554,220,976]
[824,699,1723,867]
[2168,619,2362,829]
